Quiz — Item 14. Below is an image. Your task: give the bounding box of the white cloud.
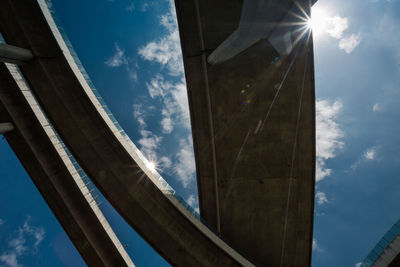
[170,80,190,127]
[316,100,344,182]
[186,194,200,213]
[0,253,21,267]
[138,0,184,76]
[133,104,171,170]
[187,195,196,206]
[355,263,363,267]
[364,148,376,160]
[138,129,162,161]
[134,103,172,172]
[127,64,138,82]
[339,33,362,53]
[145,74,190,133]
[105,43,128,67]
[0,217,45,267]
[105,44,139,82]
[175,136,196,188]
[133,0,193,183]
[325,16,348,39]
[126,2,135,12]
[136,0,189,136]
[140,2,150,12]
[161,116,173,133]
[159,156,172,169]
[146,74,168,98]
[0,218,4,226]
[138,31,183,76]
[351,147,377,170]
[133,104,147,127]
[312,238,322,251]
[316,191,329,205]
[311,6,361,53]
[373,103,381,112]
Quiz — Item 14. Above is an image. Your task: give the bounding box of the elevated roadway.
[175,0,316,265]
[0,0,254,265]
[0,62,134,267]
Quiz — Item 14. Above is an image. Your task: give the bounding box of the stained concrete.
[175,0,316,265]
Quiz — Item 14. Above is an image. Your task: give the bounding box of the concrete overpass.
[175,0,316,265]
[0,0,254,265]
[0,0,318,265]
[0,62,134,266]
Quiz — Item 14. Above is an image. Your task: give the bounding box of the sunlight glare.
[148,161,157,172]
[306,6,328,37]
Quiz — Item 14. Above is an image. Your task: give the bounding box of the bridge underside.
[0,1,254,265]
[175,0,316,265]
[0,63,133,267]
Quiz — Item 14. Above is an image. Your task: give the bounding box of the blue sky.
[0,0,400,266]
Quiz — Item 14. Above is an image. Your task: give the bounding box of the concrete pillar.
[0,44,33,64]
[0,122,14,134]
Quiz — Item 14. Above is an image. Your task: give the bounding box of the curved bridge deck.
[0,62,134,267]
[175,0,316,265]
[0,0,254,266]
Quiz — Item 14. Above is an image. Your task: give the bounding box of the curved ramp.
[0,0,254,266]
[0,62,134,267]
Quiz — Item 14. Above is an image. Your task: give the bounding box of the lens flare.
[306,6,328,37]
[148,161,157,172]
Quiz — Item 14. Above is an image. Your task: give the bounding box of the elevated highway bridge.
[0,0,320,266]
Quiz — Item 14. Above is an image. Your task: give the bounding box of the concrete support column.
[0,44,33,64]
[0,122,14,134]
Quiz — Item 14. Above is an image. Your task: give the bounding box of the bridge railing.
[360,218,400,266]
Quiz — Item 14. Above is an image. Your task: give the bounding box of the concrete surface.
[0,62,134,267]
[175,0,316,265]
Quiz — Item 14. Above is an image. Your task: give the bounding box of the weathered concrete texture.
[175,0,316,266]
[0,63,134,267]
[0,1,253,266]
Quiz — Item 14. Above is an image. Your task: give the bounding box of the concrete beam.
[0,122,14,134]
[0,44,33,64]
[0,62,134,267]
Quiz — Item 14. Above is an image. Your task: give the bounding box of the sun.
[147,161,157,172]
[306,5,328,37]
